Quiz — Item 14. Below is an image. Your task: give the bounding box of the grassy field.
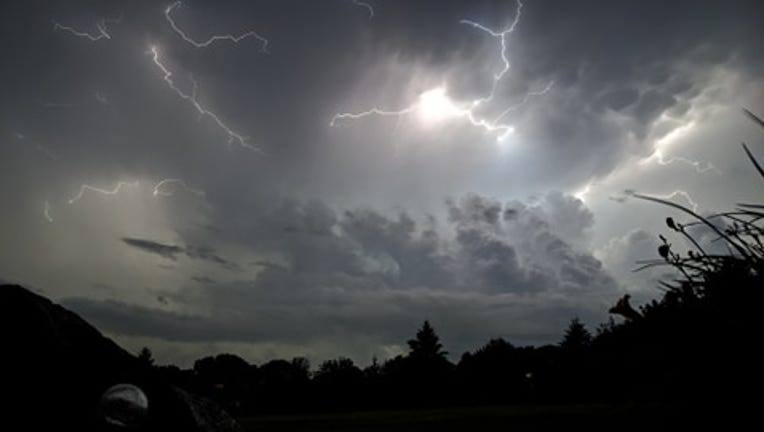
[239,404,647,432]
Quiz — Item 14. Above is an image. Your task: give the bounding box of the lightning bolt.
[620,189,700,213]
[459,0,524,106]
[149,46,262,152]
[68,181,140,205]
[640,150,721,175]
[52,15,121,41]
[152,179,205,197]
[352,0,375,19]
[330,106,418,126]
[493,81,554,122]
[43,201,53,223]
[165,1,269,52]
[13,132,57,160]
[330,0,552,142]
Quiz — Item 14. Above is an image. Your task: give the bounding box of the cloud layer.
[1,0,763,365]
[66,192,617,364]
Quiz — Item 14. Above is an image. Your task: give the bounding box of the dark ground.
[238,404,675,432]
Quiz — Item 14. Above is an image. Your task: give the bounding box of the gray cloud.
[121,237,184,260]
[69,193,618,362]
[62,296,240,342]
[121,237,237,270]
[190,276,215,285]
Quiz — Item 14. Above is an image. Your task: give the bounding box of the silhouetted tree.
[314,357,364,410]
[291,356,311,378]
[137,346,154,367]
[316,357,359,378]
[255,357,311,413]
[407,320,447,361]
[364,356,381,378]
[560,318,592,351]
[193,354,255,413]
[457,338,532,404]
[397,321,453,406]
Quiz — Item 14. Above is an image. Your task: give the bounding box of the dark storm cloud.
[122,237,184,260]
[2,0,763,364]
[494,0,764,183]
[2,0,761,208]
[62,296,243,342]
[64,282,595,351]
[121,237,237,269]
[185,245,239,271]
[76,193,617,356]
[191,275,216,285]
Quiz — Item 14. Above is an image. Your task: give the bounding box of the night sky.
[1,0,763,367]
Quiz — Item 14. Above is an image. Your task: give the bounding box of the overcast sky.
[1,0,763,367]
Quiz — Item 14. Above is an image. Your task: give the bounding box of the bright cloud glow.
[416,88,461,125]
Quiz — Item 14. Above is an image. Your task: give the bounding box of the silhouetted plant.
[631,110,764,304]
[598,109,764,413]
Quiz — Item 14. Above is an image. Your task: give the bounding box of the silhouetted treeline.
[154,268,760,417]
[149,223,763,418]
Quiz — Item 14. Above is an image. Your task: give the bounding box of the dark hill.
[0,284,241,432]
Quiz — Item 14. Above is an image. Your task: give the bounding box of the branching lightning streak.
[13,132,57,160]
[165,1,269,52]
[459,0,553,132]
[621,189,700,213]
[68,181,139,204]
[52,15,121,41]
[44,201,53,223]
[352,0,375,19]
[459,0,524,107]
[641,150,721,175]
[150,46,261,152]
[152,179,205,197]
[493,81,554,122]
[331,0,552,142]
[330,106,417,126]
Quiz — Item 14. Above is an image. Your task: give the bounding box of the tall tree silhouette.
[407,320,447,361]
[400,321,453,406]
[560,318,592,350]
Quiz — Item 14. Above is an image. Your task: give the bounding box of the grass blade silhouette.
[632,193,750,258]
